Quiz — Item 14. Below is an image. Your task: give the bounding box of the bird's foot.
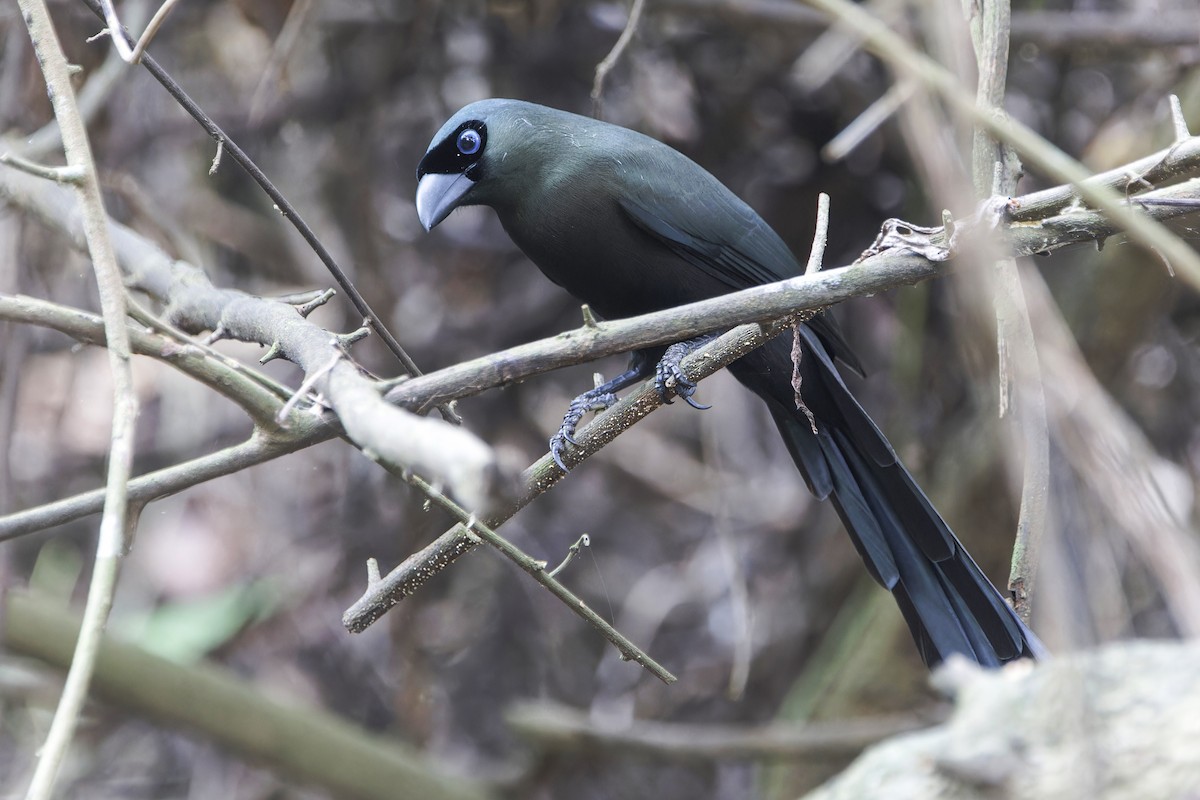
[655,336,717,409]
[550,387,619,470]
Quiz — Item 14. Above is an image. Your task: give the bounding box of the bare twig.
[1169,94,1192,143]
[792,193,830,429]
[805,193,831,275]
[508,701,933,761]
[16,2,138,797]
[0,433,322,543]
[822,81,916,162]
[962,0,1048,623]
[18,0,148,159]
[97,0,182,63]
[0,294,290,430]
[402,473,676,684]
[0,153,83,183]
[591,0,648,117]
[546,534,591,578]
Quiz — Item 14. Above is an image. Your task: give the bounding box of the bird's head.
[417,98,610,231]
[415,99,530,231]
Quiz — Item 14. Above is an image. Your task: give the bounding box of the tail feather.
[732,325,1044,668]
[829,426,1022,665]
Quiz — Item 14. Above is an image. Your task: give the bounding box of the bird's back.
[485,105,801,320]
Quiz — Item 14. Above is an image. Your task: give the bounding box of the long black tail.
[730,321,1044,668]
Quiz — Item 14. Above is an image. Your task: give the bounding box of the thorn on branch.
[259,341,284,364]
[580,304,600,329]
[547,533,591,578]
[1125,172,1154,195]
[1170,94,1191,143]
[296,288,337,318]
[336,326,371,350]
[209,137,224,175]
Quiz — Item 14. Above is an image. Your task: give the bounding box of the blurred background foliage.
[2,0,1200,797]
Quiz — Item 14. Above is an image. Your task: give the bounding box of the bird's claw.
[549,389,617,470]
[655,342,713,410]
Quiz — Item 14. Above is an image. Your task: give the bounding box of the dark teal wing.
[618,191,796,289]
[618,187,864,375]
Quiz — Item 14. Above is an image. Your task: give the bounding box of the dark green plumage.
[418,99,1043,668]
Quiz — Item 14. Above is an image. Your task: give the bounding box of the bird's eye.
[457,129,482,156]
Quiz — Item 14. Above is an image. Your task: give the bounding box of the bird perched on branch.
[416,98,1044,669]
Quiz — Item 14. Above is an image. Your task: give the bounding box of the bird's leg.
[550,351,656,470]
[655,334,719,409]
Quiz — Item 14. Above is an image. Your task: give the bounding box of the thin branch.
[592,0,648,117]
[97,0,181,64]
[805,192,831,275]
[546,534,590,578]
[0,153,83,183]
[963,0,1048,622]
[1011,137,1200,222]
[1169,94,1192,143]
[16,2,138,797]
[0,433,323,543]
[344,318,793,633]
[0,293,288,429]
[822,80,915,162]
[19,0,149,159]
[508,701,933,761]
[402,473,677,685]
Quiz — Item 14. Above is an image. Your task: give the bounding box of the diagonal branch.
[344,316,792,633]
[5,152,1200,542]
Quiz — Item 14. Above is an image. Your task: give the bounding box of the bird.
[415,98,1044,669]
